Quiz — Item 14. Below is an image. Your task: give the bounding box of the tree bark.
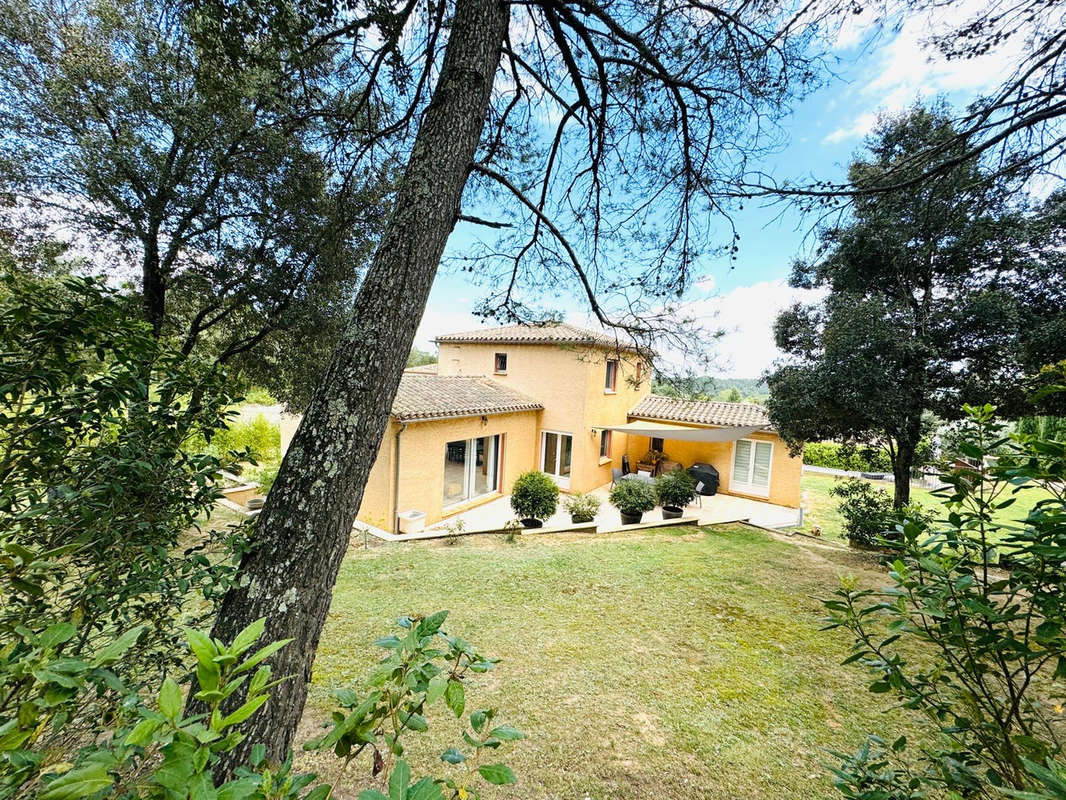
[142,233,166,337]
[195,0,509,776]
[891,414,923,508]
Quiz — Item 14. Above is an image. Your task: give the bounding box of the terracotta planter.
[520,518,543,529]
[619,511,643,525]
[662,506,683,520]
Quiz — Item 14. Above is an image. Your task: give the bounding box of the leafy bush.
[825,404,1066,797]
[242,385,279,405]
[829,479,898,547]
[609,479,656,516]
[204,414,282,465]
[654,470,696,509]
[0,273,244,696]
[804,441,893,472]
[306,610,524,798]
[510,471,559,521]
[562,492,601,522]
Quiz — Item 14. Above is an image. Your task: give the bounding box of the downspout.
[392,421,408,534]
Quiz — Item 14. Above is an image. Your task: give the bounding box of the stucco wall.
[436,341,649,494]
[623,419,802,508]
[355,409,541,529]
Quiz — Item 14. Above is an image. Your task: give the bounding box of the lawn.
[294,524,923,799]
[796,471,1056,544]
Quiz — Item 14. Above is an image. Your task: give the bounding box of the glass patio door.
[443,435,500,507]
[541,431,572,488]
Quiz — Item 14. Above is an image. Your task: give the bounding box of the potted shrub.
[655,470,696,519]
[562,492,601,524]
[510,471,559,528]
[609,479,656,525]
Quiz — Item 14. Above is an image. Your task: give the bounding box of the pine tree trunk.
[196,0,509,775]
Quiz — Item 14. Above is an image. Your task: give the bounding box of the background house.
[349,322,802,532]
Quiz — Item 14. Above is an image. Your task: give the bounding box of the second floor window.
[494,352,508,373]
[605,359,618,391]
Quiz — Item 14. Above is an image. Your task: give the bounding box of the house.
[354,322,802,532]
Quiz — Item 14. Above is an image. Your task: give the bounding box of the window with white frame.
[604,359,618,392]
[732,439,772,496]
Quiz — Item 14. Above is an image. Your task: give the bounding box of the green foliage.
[305,611,523,800]
[829,479,897,547]
[825,404,1066,796]
[609,480,656,516]
[0,272,245,695]
[654,470,696,509]
[406,348,438,369]
[205,415,282,465]
[803,442,893,473]
[242,386,280,406]
[0,618,329,799]
[767,105,1065,506]
[509,472,559,522]
[561,492,601,522]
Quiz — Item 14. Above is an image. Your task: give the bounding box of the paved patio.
[422,482,801,536]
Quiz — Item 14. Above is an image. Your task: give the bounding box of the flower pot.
[619,511,643,525]
[570,515,594,525]
[520,518,543,529]
[662,505,683,520]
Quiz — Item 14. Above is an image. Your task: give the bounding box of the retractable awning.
[604,421,766,442]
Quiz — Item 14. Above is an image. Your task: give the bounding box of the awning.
[604,421,767,443]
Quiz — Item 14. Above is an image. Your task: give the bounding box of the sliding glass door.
[541,431,572,489]
[443,434,500,507]
[732,438,772,497]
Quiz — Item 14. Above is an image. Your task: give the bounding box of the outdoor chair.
[611,467,623,485]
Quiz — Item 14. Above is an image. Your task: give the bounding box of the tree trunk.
[142,234,165,337]
[891,414,923,508]
[195,0,509,776]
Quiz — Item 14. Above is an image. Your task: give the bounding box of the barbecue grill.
[687,462,719,496]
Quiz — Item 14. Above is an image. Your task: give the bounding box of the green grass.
[295,525,924,799]
[796,471,1055,544]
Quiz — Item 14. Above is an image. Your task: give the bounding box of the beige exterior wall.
[436,341,649,495]
[355,410,541,530]
[623,419,802,508]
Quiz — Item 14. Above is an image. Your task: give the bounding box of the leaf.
[234,638,291,674]
[39,763,113,800]
[416,611,449,637]
[445,680,465,718]
[230,618,266,656]
[159,676,182,719]
[187,628,218,665]
[406,778,444,800]
[250,744,266,767]
[389,759,410,800]
[440,748,466,764]
[478,763,516,785]
[488,725,525,741]
[404,713,428,732]
[92,626,144,666]
[124,718,161,747]
[219,694,268,728]
[358,793,389,800]
[470,710,486,733]
[39,623,77,651]
[426,674,448,704]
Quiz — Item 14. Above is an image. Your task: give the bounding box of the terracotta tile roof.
[435,321,632,349]
[391,374,543,422]
[403,362,439,374]
[628,395,770,428]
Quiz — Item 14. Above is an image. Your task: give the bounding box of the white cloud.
[680,280,825,377]
[825,0,1029,144]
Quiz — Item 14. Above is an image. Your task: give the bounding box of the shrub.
[562,492,601,522]
[803,441,893,472]
[609,479,656,516]
[829,478,897,547]
[0,273,244,698]
[825,404,1066,797]
[207,414,282,464]
[654,470,696,509]
[510,471,559,521]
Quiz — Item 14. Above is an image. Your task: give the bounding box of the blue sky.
[416,2,1027,377]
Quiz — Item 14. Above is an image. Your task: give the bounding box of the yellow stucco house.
[354,322,802,532]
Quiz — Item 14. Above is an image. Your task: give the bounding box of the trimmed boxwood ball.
[654,470,696,510]
[510,470,559,522]
[609,479,656,516]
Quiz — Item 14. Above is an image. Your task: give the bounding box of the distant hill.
[652,376,768,403]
